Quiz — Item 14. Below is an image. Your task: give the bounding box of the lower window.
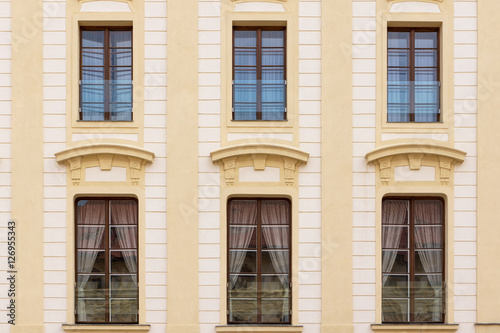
[382,197,444,323]
[75,198,138,323]
[227,198,291,324]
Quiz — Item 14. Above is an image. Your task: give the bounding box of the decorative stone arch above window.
[55,143,155,186]
[211,143,309,186]
[365,143,466,185]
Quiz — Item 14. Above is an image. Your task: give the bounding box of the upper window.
[227,199,291,324]
[75,198,138,324]
[80,27,133,121]
[382,198,444,323]
[233,27,286,121]
[387,28,440,122]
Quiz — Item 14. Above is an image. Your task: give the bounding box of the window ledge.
[371,324,459,332]
[216,326,303,333]
[62,324,150,333]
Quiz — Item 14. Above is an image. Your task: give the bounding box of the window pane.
[110,49,132,67]
[382,226,408,249]
[262,30,284,47]
[110,30,132,48]
[110,105,133,121]
[82,68,105,82]
[415,250,442,273]
[415,68,438,82]
[229,250,256,273]
[382,200,409,224]
[415,50,437,67]
[110,298,138,323]
[262,250,289,273]
[82,31,105,48]
[229,274,257,298]
[262,49,284,66]
[261,200,289,224]
[77,275,105,298]
[110,84,133,103]
[80,104,105,121]
[234,30,257,47]
[382,250,409,273]
[388,105,410,122]
[77,200,106,225]
[229,299,257,322]
[110,226,137,249]
[110,250,137,273]
[235,49,257,66]
[230,226,256,249]
[77,299,106,323]
[415,226,442,249]
[78,250,105,273]
[261,299,289,323]
[82,49,105,67]
[382,274,409,298]
[388,49,409,67]
[229,200,258,225]
[414,274,443,298]
[414,200,442,224]
[110,200,137,224]
[388,68,410,83]
[110,275,138,298]
[78,226,105,249]
[382,298,409,322]
[262,275,289,297]
[414,298,442,322]
[262,226,289,249]
[388,31,410,48]
[415,32,438,49]
[110,67,132,82]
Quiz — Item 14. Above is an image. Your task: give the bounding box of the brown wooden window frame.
[232,27,287,121]
[387,27,441,123]
[227,198,292,324]
[79,27,133,121]
[382,197,445,323]
[75,197,139,324]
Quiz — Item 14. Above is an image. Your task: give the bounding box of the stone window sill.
[216,325,303,333]
[62,324,150,333]
[371,324,459,332]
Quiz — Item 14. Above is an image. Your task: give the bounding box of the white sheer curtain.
[229,201,257,288]
[111,200,138,283]
[261,200,290,322]
[414,200,443,321]
[382,200,408,284]
[77,200,106,321]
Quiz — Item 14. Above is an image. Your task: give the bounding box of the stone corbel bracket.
[365,143,466,185]
[211,143,309,186]
[55,143,155,186]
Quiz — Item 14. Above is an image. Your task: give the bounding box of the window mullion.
[410,29,415,122]
[104,28,110,121]
[409,199,415,323]
[256,199,262,323]
[104,199,110,323]
[257,29,262,120]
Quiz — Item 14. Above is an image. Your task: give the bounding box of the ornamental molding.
[232,0,287,2]
[387,0,442,2]
[55,143,154,186]
[365,143,466,185]
[62,325,151,333]
[211,143,309,186]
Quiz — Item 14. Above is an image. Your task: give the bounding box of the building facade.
[0,0,499,332]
